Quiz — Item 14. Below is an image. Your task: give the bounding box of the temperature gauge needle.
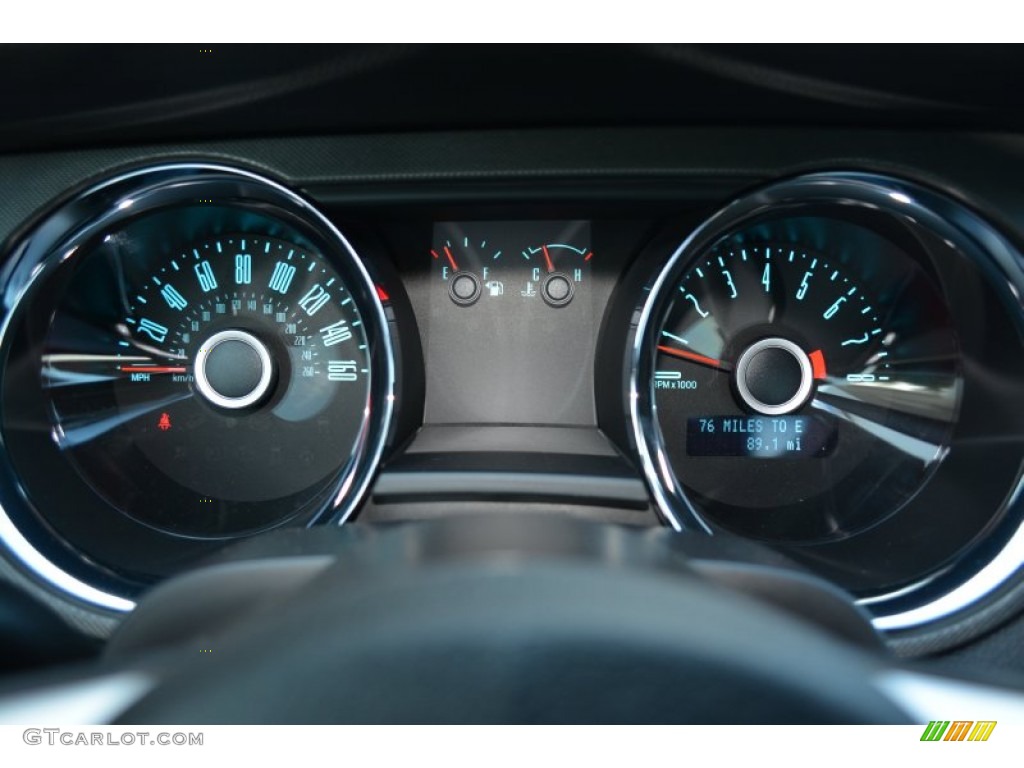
[656,345,733,372]
[542,244,555,273]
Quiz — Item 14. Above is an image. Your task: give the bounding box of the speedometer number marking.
[328,360,359,382]
[138,318,169,343]
[298,284,331,315]
[160,284,188,310]
[235,253,252,284]
[195,260,218,292]
[320,319,353,346]
[268,262,297,294]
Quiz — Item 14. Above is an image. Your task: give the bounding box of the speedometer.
[44,230,374,537]
[0,164,395,604]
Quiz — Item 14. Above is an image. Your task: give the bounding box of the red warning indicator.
[157,413,172,431]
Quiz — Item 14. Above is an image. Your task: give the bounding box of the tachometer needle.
[656,345,733,372]
[809,349,827,380]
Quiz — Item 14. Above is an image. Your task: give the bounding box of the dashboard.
[4,45,1024,721]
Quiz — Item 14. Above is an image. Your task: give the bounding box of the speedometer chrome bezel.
[629,171,1024,638]
[0,162,396,612]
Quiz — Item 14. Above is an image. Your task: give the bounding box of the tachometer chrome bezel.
[629,171,1024,638]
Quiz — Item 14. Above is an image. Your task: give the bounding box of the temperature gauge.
[522,242,593,307]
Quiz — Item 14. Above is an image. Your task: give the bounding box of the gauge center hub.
[734,337,814,416]
[448,271,482,306]
[194,329,274,410]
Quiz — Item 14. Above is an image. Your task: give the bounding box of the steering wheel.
[105,515,910,724]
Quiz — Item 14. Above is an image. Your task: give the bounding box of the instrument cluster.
[1,163,1024,651]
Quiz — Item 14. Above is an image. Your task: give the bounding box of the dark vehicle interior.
[2,43,1024,723]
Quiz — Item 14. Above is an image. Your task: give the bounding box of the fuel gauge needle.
[656,345,733,372]
[443,246,459,271]
[430,247,460,271]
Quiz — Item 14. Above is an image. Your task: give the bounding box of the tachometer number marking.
[823,296,847,320]
[681,291,710,318]
[796,270,813,301]
[722,269,738,299]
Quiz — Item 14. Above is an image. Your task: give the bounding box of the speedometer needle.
[656,345,733,372]
[119,366,188,374]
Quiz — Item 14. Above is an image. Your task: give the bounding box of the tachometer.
[628,172,1024,634]
[631,177,974,545]
[650,231,959,541]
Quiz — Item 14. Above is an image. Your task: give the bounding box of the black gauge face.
[649,217,961,541]
[41,228,372,536]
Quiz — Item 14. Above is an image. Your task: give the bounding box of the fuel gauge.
[431,234,504,306]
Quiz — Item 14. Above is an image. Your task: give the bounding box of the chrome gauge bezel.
[0,163,396,612]
[629,172,1024,636]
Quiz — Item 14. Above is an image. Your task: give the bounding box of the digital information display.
[686,415,836,458]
